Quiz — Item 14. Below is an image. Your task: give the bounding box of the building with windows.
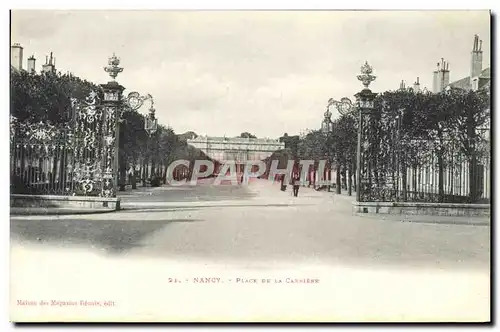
[187,135,284,174]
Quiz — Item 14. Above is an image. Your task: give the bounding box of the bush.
[150,176,161,187]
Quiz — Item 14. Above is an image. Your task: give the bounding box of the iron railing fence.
[360,124,490,204]
[10,92,109,196]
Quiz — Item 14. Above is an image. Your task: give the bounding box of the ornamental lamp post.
[328,97,355,196]
[144,104,158,137]
[144,103,158,184]
[124,92,157,186]
[355,61,377,202]
[124,92,157,136]
[321,104,334,135]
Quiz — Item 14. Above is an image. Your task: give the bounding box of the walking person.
[280,174,287,191]
[292,172,300,197]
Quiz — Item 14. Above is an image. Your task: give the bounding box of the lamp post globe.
[145,106,158,136]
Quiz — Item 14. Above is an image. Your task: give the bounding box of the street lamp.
[321,104,334,134]
[328,97,355,195]
[355,61,377,202]
[124,92,157,186]
[125,92,157,136]
[144,103,158,137]
[144,103,158,185]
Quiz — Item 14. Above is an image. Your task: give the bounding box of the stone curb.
[357,213,490,226]
[10,207,117,216]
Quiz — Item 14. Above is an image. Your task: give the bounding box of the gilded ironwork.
[104,53,123,81]
[328,97,355,117]
[11,54,124,197]
[72,159,103,195]
[355,62,379,202]
[21,121,59,144]
[357,61,377,88]
[9,88,121,197]
[71,90,105,196]
[10,115,17,142]
[101,106,117,198]
[125,92,153,111]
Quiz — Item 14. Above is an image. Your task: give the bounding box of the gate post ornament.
[357,61,376,89]
[100,53,125,198]
[104,53,123,81]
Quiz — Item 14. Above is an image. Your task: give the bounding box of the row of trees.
[370,87,490,202]
[10,68,490,202]
[118,111,214,189]
[268,87,490,202]
[11,68,98,124]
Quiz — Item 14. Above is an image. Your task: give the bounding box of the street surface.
[10,179,490,322]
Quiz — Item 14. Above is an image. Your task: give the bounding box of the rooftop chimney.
[10,43,23,70]
[413,77,421,92]
[27,55,36,73]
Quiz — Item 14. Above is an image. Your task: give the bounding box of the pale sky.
[11,10,490,138]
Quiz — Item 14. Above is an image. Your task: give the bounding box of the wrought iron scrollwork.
[125,92,153,111]
[70,90,107,196]
[328,97,354,117]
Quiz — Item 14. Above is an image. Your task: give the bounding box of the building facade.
[187,136,285,173]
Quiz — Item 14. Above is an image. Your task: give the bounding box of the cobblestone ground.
[10,179,490,322]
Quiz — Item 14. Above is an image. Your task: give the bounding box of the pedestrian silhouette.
[292,172,300,197]
[280,174,287,191]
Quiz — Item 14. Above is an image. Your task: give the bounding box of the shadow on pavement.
[10,217,202,255]
[120,204,317,211]
[118,208,202,213]
[118,184,258,203]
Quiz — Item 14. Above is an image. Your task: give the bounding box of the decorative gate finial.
[357,61,376,89]
[104,53,123,80]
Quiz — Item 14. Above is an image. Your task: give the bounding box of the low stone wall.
[352,201,490,217]
[10,194,121,211]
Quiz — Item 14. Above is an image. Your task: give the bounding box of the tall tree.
[240,132,257,139]
[446,88,490,201]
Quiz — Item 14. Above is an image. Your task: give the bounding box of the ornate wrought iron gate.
[11,88,121,198]
[11,54,129,198]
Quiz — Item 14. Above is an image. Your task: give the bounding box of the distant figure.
[292,172,300,197]
[280,174,287,191]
